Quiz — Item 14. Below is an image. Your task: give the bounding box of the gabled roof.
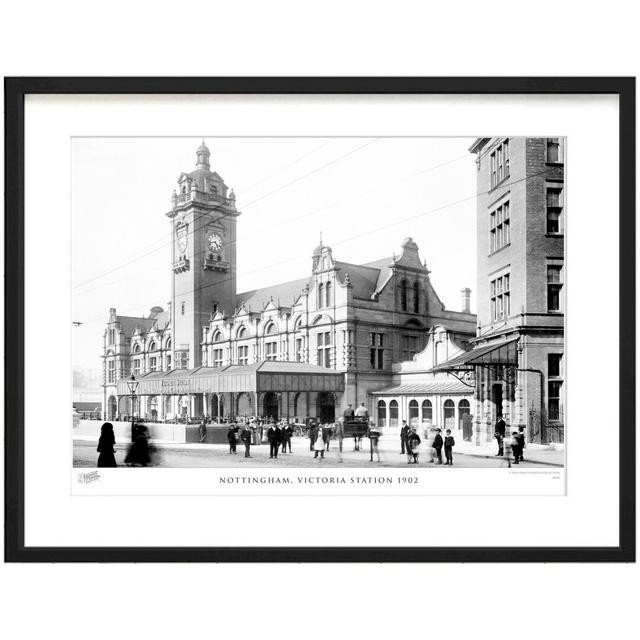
[115,315,156,336]
[372,380,470,395]
[333,260,383,299]
[236,276,310,312]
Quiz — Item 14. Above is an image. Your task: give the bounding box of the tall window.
[547,265,563,312]
[325,281,332,307]
[489,201,510,253]
[133,359,141,376]
[389,400,399,427]
[548,353,563,421]
[316,331,332,368]
[149,357,157,372]
[166,354,172,370]
[490,139,510,188]
[212,348,223,368]
[107,360,115,384]
[295,337,304,362]
[546,186,564,234]
[408,399,419,424]
[176,351,188,369]
[422,399,433,423]
[490,273,510,321]
[402,334,419,360]
[317,283,324,308]
[400,280,408,311]
[546,138,563,163]
[108,329,115,345]
[369,332,384,370]
[413,282,420,313]
[238,345,249,365]
[265,341,278,361]
[377,400,387,427]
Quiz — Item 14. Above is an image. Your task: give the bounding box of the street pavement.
[73,436,562,469]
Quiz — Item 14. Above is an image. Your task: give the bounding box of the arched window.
[325,281,332,307]
[400,279,408,311]
[318,283,324,308]
[413,282,420,313]
[444,399,455,429]
[133,343,141,354]
[408,399,419,424]
[165,338,171,350]
[264,322,276,335]
[389,399,399,427]
[422,399,433,423]
[212,330,222,343]
[237,326,247,339]
[377,400,387,427]
[148,341,156,352]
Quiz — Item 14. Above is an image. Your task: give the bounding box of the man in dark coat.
[516,426,526,462]
[227,424,238,454]
[400,420,410,454]
[267,423,281,459]
[240,425,252,458]
[343,404,355,420]
[281,424,293,453]
[432,428,444,464]
[308,420,318,451]
[495,416,506,456]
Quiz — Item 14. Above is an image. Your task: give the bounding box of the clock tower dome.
[167,141,240,369]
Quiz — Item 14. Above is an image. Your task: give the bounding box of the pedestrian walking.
[407,426,421,464]
[444,428,455,465]
[308,420,318,451]
[400,420,410,454]
[97,422,117,467]
[124,423,151,466]
[510,430,520,464]
[199,419,207,443]
[323,423,333,451]
[495,415,506,456]
[267,422,281,459]
[433,428,444,464]
[517,426,525,462]
[368,424,381,462]
[227,424,238,454]
[313,426,326,459]
[240,425,252,458]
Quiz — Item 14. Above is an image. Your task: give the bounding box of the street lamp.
[125,374,139,443]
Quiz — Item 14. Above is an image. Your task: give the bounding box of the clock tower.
[167,141,240,369]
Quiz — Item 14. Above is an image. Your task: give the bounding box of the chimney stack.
[461,288,471,313]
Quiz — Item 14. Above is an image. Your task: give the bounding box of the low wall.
[75,420,187,443]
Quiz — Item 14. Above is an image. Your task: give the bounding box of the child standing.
[444,429,455,465]
[510,430,520,464]
[407,426,421,464]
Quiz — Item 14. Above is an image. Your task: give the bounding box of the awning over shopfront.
[429,337,519,373]
[116,360,345,396]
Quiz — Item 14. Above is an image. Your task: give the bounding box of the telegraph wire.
[73,138,378,290]
[76,166,557,325]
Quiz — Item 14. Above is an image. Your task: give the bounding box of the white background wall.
[1,2,638,640]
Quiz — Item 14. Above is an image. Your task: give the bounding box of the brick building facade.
[102,142,476,422]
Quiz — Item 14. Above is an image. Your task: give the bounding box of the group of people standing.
[494,417,526,463]
[400,421,455,465]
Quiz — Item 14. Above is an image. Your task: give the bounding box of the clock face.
[207,232,223,252]
[177,234,187,254]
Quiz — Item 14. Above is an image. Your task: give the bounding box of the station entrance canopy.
[430,337,519,373]
[116,361,345,396]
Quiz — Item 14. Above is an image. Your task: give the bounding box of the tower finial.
[319,231,323,246]
[196,140,211,169]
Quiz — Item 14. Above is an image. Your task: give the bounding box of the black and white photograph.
[72,135,565,473]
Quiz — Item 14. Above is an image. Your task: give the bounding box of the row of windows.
[377,398,471,426]
[490,140,510,188]
[317,282,332,308]
[490,274,511,322]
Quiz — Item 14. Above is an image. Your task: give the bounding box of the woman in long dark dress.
[124,423,151,466]
[97,422,117,467]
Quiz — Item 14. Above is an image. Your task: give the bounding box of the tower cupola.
[196,140,211,170]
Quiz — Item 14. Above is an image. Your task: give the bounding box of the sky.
[72,137,478,374]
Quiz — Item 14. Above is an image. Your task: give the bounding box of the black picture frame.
[4,76,635,563]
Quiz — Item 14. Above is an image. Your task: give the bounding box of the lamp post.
[125,374,139,443]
